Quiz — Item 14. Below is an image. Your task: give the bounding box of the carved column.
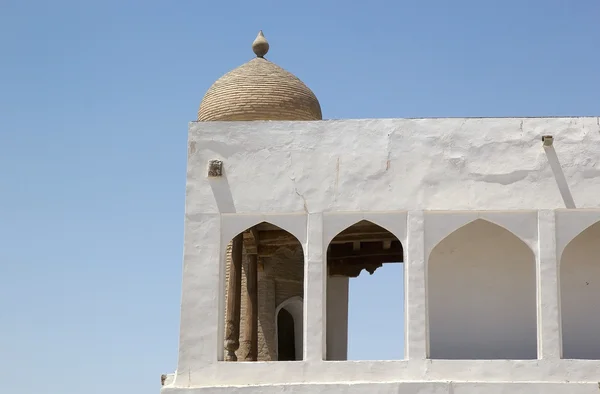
[243,253,259,361]
[225,234,243,361]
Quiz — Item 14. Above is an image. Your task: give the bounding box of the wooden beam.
[257,230,398,246]
[254,231,300,246]
[246,227,260,243]
[329,261,384,277]
[327,241,403,261]
[257,244,290,257]
[328,255,403,265]
[224,235,243,361]
[328,256,402,278]
[237,243,303,258]
[243,241,257,255]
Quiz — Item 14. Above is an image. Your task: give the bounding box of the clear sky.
[1,1,599,393]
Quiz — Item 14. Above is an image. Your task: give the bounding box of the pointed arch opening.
[560,221,600,359]
[222,221,304,362]
[428,219,537,360]
[325,219,405,361]
[275,296,303,361]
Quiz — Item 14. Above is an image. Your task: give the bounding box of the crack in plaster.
[334,157,340,202]
[287,152,309,213]
[294,188,308,213]
[351,129,399,186]
[385,129,395,171]
[448,381,455,394]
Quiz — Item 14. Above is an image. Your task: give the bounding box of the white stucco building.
[161,32,600,393]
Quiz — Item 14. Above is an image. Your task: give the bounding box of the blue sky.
[1,1,599,393]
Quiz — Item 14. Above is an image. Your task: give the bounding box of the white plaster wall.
[162,358,600,391]
[560,221,600,359]
[188,117,600,214]
[170,117,600,391]
[162,381,600,394]
[326,276,349,361]
[428,219,537,359]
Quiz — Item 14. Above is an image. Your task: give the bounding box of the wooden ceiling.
[242,220,403,278]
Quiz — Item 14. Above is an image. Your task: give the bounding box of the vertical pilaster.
[304,213,325,361]
[537,210,562,359]
[175,214,220,386]
[405,210,428,359]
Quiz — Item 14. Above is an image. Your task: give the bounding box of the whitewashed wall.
[187,117,600,213]
[164,117,600,393]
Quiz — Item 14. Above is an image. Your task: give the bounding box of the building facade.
[161,32,600,393]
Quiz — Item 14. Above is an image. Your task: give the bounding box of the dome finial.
[252,30,269,58]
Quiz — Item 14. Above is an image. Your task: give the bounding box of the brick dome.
[197,31,322,122]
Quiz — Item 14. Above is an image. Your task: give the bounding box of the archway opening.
[275,296,303,361]
[428,219,537,360]
[222,222,304,362]
[325,220,405,361]
[277,308,296,361]
[560,221,600,359]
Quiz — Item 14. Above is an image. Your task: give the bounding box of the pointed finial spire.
[252,30,269,58]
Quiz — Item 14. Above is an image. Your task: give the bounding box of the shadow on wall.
[544,146,576,209]
[428,219,537,360]
[208,163,236,213]
[560,221,600,359]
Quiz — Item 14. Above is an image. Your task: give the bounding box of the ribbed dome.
[198,31,322,122]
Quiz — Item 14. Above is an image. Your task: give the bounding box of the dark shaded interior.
[277,308,296,361]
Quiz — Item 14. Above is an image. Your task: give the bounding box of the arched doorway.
[277,309,296,361]
[276,297,303,361]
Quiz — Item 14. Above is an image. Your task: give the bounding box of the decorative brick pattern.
[198,57,322,122]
